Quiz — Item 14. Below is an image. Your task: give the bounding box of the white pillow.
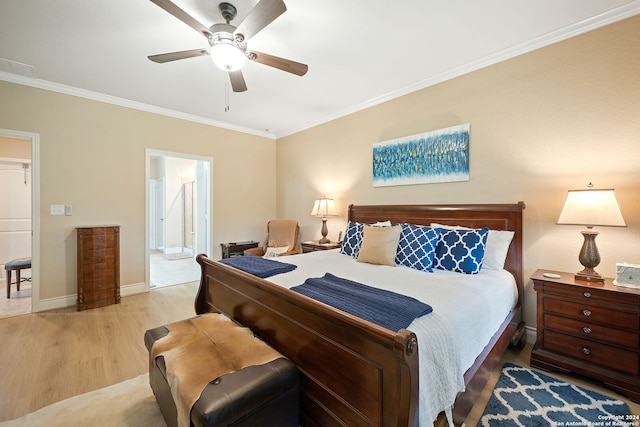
[372,220,392,227]
[484,229,515,271]
[431,223,514,271]
[264,246,290,258]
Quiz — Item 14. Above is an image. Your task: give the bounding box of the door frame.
[144,149,213,291]
[149,177,165,252]
[0,128,40,312]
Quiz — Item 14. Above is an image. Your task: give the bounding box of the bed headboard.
[348,202,525,307]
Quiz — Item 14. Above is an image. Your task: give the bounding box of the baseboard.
[36,282,148,312]
[37,294,76,312]
[121,282,147,296]
[524,324,537,344]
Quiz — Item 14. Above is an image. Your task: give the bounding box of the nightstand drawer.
[545,330,639,375]
[541,281,640,307]
[544,313,639,349]
[545,298,639,330]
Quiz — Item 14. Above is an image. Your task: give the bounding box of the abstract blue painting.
[373,124,470,187]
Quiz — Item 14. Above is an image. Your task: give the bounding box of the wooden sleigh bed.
[195,202,525,426]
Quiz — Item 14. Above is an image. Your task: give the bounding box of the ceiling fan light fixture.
[210,41,246,71]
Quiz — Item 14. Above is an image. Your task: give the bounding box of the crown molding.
[276,2,640,138]
[0,71,276,140]
[2,1,638,141]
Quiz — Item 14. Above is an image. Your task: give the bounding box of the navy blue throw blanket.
[219,256,297,278]
[291,273,432,331]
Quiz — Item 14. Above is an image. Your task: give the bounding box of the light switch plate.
[65,205,72,216]
[50,204,64,215]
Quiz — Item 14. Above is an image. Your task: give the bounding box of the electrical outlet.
[65,205,73,216]
[50,205,64,215]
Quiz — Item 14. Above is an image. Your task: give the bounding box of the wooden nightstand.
[220,241,259,259]
[530,269,640,403]
[301,241,341,253]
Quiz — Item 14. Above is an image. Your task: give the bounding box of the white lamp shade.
[210,42,246,71]
[557,189,626,227]
[311,198,338,217]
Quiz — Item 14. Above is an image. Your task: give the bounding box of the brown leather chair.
[244,219,300,256]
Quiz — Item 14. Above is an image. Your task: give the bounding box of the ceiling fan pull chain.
[225,82,230,112]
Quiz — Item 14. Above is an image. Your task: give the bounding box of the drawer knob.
[582,310,592,317]
[583,347,591,355]
[583,327,592,334]
[583,291,592,298]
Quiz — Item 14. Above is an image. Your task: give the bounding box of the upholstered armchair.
[244,219,301,257]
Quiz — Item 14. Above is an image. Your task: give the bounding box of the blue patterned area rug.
[480,363,633,426]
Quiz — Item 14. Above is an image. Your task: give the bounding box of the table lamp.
[557,184,626,282]
[311,197,338,244]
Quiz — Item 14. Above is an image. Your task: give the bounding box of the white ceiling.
[1,0,639,138]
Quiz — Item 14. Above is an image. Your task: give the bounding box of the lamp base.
[575,270,605,283]
[318,218,330,244]
[575,228,604,283]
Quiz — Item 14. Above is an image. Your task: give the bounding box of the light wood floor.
[0,281,198,421]
[1,282,638,424]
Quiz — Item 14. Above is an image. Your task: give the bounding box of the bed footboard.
[195,254,419,427]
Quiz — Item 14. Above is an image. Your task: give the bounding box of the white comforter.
[268,249,518,426]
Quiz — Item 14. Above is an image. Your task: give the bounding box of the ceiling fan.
[148,0,308,92]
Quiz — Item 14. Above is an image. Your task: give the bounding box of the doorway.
[146,150,212,289]
[0,129,39,318]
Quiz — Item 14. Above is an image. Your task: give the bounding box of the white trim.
[275,3,640,138]
[121,282,147,297]
[0,72,275,140]
[37,294,76,312]
[35,282,148,311]
[0,128,40,313]
[0,157,31,165]
[1,3,638,140]
[525,325,538,345]
[145,149,213,292]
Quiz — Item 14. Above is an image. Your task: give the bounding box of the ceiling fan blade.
[234,0,286,41]
[248,51,308,76]
[148,49,209,63]
[149,0,212,37]
[229,70,247,92]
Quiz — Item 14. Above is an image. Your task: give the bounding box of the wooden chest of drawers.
[76,226,120,311]
[530,269,640,402]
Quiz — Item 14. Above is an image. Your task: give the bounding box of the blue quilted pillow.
[434,227,489,274]
[395,224,441,272]
[340,221,364,258]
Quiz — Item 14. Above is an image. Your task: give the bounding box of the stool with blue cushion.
[5,257,31,298]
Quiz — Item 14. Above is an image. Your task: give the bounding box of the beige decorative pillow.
[357,225,401,266]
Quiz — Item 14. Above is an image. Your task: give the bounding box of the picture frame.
[372,123,470,187]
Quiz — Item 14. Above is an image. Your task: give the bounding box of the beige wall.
[0,15,638,324]
[276,15,640,330]
[0,82,276,301]
[0,136,31,158]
